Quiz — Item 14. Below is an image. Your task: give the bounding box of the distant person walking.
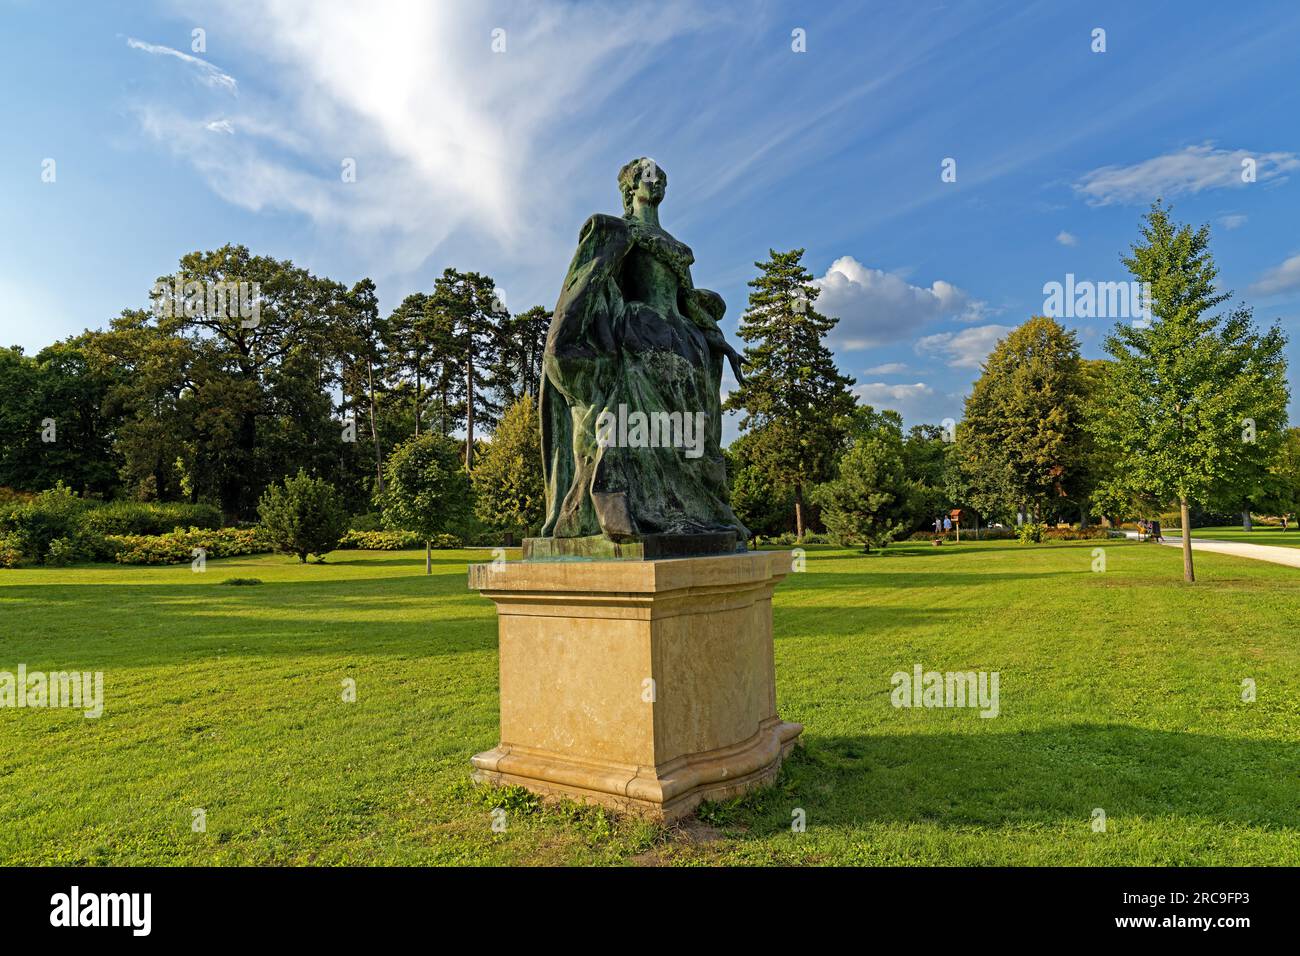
[943,515,952,533]
[934,516,943,535]
[1151,519,1163,543]
[1283,515,1289,532]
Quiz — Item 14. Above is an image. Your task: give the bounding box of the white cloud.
[1218,213,1248,230]
[814,255,990,350]
[129,1,708,273]
[1055,230,1078,247]
[854,381,933,409]
[1074,144,1299,206]
[205,119,234,134]
[1249,254,1300,297]
[915,324,1015,369]
[863,362,908,374]
[126,38,238,93]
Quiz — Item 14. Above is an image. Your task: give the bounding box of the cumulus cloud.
[915,324,1015,369]
[1055,230,1078,247]
[1248,254,1300,296]
[1074,144,1299,206]
[854,381,933,407]
[126,37,238,93]
[814,255,990,350]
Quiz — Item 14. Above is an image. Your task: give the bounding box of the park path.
[1117,530,1300,569]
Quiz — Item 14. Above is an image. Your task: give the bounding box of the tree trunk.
[1242,504,1252,531]
[465,354,475,470]
[414,356,421,438]
[1180,497,1195,583]
[1079,508,1089,529]
[366,357,383,493]
[425,541,432,575]
[794,484,805,541]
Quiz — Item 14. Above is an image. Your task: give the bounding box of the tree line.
[0,246,550,529]
[1,202,1293,584]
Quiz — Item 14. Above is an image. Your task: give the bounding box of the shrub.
[1041,526,1109,541]
[257,470,348,563]
[108,527,272,565]
[220,578,262,586]
[0,484,91,565]
[80,501,223,536]
[0,534,23,568]
[1015,523,1045,544]
[337,529,422,550]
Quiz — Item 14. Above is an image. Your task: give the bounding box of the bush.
[338,529,421,550]
[80,501,223,536]
[0,484,91,565]
[1015,523,1045,544]
[1041,526,1109,541]
[336,529,464,550]
[257,470,348,563]
[108,527,272,565]
[0,534,23,568]
[905,528,1016,542]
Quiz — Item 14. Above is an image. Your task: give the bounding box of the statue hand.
[724,344,746,387]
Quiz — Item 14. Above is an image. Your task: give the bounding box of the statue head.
[618,157,667,217]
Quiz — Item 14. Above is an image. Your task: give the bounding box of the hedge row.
[106,528,273,565]
[337,530,463,550]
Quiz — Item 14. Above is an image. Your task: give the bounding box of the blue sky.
[3,0,1299,440]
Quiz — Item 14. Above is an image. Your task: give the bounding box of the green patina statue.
[529,158,749,560]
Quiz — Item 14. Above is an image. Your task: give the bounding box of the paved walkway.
[1117,530,1300,569]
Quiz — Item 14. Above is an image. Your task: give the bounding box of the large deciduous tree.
[1094,201,1289,581]
[956,316,1087,523]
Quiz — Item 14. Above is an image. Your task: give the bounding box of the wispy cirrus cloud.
[127,0,711,274]
[126,37,238,93]
[1073,144,1299,206]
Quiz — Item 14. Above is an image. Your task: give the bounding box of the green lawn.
[1177,525,1300,548]
[1,540,1297,866]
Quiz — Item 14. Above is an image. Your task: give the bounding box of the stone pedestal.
[468,551,802,822]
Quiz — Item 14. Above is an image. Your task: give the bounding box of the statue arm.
[547,214,631,359]
[685,287,746,386]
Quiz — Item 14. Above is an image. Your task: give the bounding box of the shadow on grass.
[701,725,1300,835]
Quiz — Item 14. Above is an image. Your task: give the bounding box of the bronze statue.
[532,158,749,558]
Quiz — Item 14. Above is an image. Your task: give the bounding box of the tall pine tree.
[724,249,856,539]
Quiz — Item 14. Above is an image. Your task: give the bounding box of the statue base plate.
[467,551,801,822]
[522,532,740,562]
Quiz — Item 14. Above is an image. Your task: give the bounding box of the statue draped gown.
[538,176,748,546]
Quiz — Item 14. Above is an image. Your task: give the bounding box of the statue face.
[634,161,666,207]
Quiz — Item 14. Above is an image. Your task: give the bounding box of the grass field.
[1177,525,1300,548]
[1,540,1297,866]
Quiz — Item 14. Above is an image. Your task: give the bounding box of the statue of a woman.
[537,158,749,552]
